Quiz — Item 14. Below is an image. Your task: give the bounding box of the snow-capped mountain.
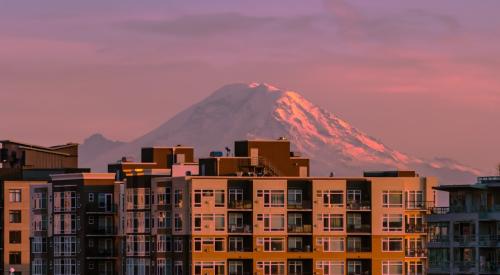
[81,83,481,185]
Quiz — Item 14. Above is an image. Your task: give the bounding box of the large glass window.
[316,261,344,275]
[383,214,403,232]
[382,261,403,275]
[382,238,403,252]
[9,189,21,202]
[383,191,403,208]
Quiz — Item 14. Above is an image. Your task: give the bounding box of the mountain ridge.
[80,83,481,185]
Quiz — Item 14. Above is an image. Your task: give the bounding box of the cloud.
[118,12,316,37]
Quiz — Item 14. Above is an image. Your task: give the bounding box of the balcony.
[287,200,312,210]
[288,224,312,234]
[347,224,371,233]
[228,200,252,209]
[346,201,371,210]
[428,237,450,246]
[405,249,427,258]
[406,224,426,233]
[85,204,117,213]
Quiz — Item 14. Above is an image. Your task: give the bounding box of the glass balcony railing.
[405,249,427,258]
[228,200,252,209]
[347,224,371,233]
[287,200,312,209]
[346,246,371,253]
[228,224,252,233]
[346,201,371,210]
[288,224,312,233]
[406,224,426,233]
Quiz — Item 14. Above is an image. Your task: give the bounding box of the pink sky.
[1,0,499,174]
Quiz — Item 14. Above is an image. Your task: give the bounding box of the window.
[157,235,172,252]
[321,214,344,231]
[229,213,244,232]
[125,235,151,256]
[157,211,171,229]
[406,191,424,209]
[288,260,303,275]
[174,261,183,275]
[229,237,244,252]
[126,188,150,209]
[33,192,47,209]
[382,238,403,252]
[9,251,21,264]
[317,237,344,252]
[157,258,172,275]
[258,214,285,231]
[126,258,150,275]
[316,261,344,275]
[54,214,79,234]
[382,261,403,275]
[348,261,362,275]
[288,189,303,206]
[32,258,46,275]
[53,191,77,211]
[215,190,225,207]
[174,190,183,208]
[9,189,21,202]
[288,237,303,251]
[258,237,285,252]
[157,187,171,205]
[9,210,21,223]
[89,216,94,224]
[258,190,285,207]
[194,262,225,275]
[9,231,21,244]
[407,261,424,275]
[174,238,183,252]
[383,191,403,208]
[194,238,225,252]
[194,214,201,231]
[89,193,94,202]
[257,261,285,275]
[320,190,343,207]
[174,214,183,232]
[229,189,243,205]
[383,214,403,232]
[126,211,151,233]
[194,190,202,207]
[347,190,361,203]
[54,236,78,256]
[229,261,244,275]
[32,214,47,232]
[32,237,47,253]
[54,258,78,275]
[215,214,225,231]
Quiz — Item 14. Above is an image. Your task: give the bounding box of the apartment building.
[427,176,500,275]
[0,140,84,275]
[29,173,118,275]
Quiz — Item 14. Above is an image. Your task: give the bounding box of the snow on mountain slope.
[81,83,481,184]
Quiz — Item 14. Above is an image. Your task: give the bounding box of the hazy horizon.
[1,0,499,174]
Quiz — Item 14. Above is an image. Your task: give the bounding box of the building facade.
[118,170,436,275]
[427,176,500,275]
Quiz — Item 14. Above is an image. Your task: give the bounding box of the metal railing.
[346,201,371,210]
[228,225,252,233]
[288,224,313,233]
[228,200,252,209]
[346,246,371,252]
[405,224,426,233]
[288,200,312,209]
[405,249,427,257]
[347,224,371,233]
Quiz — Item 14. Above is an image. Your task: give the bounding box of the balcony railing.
[288,224,313,233]
[288,245,312,252]
[406,201,433,210]
[454,262,476,272]
[428,262,450,272]
[346,246,371,253]
[87,227,117,235]
[480,263,500,273]
[228,225,252,233]
[347,224,371,233]
[87,249,115,258]
[346,201,371,210]
[430,207,450,214]
[228,200,252,209]
[406,224,426,233]
[454,235,476,244]
[479,235,499,246]
[288,200,312,209]
[428,237,450,245]
[405,249,427,258]
[85,204,117,213]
